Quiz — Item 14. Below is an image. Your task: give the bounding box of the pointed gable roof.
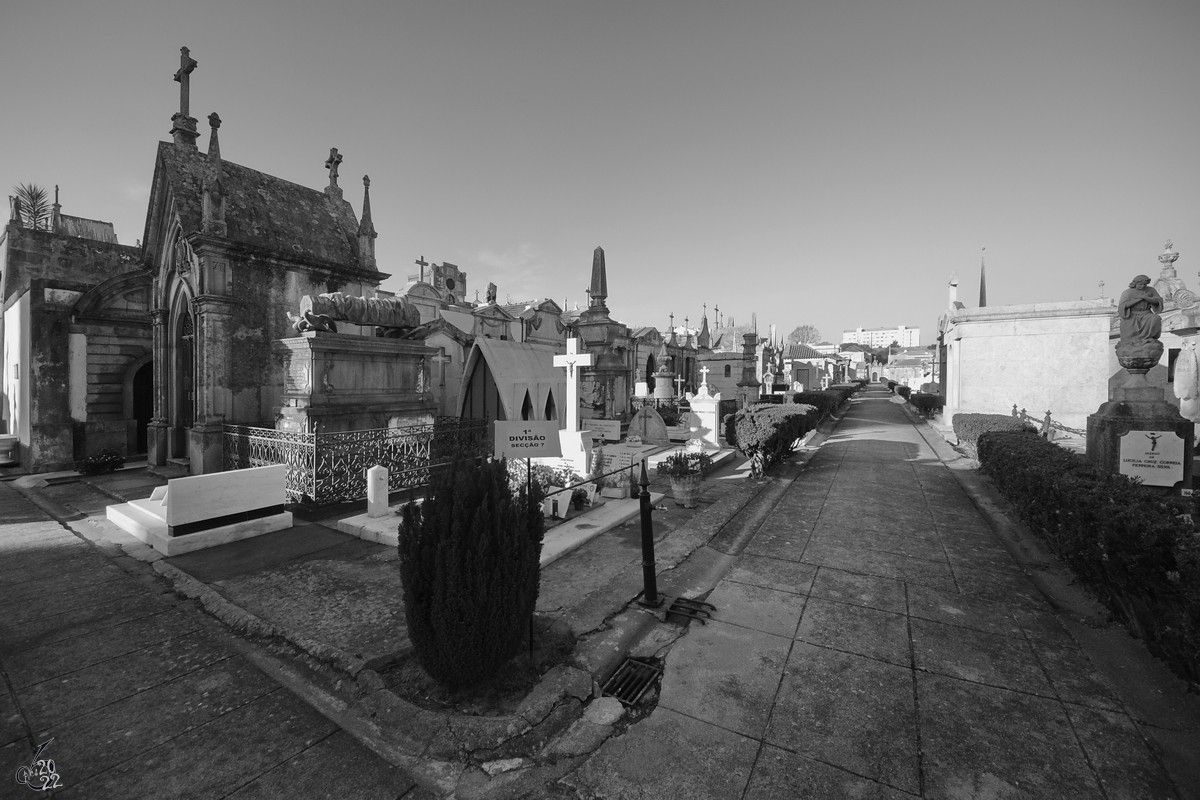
[143,141,372,272]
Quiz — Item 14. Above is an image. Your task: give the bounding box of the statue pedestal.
[1086,372,1193,491]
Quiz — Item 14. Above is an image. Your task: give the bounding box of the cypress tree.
[398,455,544,688]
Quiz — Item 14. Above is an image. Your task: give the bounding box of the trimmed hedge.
[908,393,945,418]
[895,385,911,400]
[977,430,1200,685]
[725,403,818,476]
[952,413,1035,459]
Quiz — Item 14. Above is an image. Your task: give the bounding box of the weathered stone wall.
[1,224,143,470]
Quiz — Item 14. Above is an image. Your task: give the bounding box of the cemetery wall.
[943,299,1114,431]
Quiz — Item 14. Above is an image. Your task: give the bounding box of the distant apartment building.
[842,325,920,348]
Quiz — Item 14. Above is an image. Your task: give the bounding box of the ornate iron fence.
[222,417,491,505]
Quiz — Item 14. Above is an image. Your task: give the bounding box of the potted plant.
[656,451,714,509]
[571,487,589,511]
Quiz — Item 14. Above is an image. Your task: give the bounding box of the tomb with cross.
[554,337,595,473]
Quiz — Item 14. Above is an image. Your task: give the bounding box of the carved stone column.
[187,294,237,474]
[147,308,170,466]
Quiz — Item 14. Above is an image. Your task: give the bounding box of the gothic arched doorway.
[133,363,153,454]
[174,309,195,458]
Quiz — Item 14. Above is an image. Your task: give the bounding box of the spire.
[169,46,200,149]
[979,247,987,307]
[357,175,377,270]
[589,246,608,310]
[697,306,711,349]
[201,113,227,236]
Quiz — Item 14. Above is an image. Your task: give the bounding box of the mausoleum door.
[173,310,196,457]
[133,364,153,454]
[646,356,656,391]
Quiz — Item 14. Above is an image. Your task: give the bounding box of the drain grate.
[667,596,716,625]
[602,658,663,707]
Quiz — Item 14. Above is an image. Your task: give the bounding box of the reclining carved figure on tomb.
[290,292,421,337]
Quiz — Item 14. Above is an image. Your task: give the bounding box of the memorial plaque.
[586,419,622,442]
[1119,430,1185,487]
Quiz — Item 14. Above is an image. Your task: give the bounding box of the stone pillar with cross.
[324,148,343,199]
[554,337,595,474]
[170,46,200,148]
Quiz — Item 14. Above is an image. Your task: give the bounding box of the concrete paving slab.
[796,597,911,667]
[65,687,336,799]
[724,554,818,596]
[658,621,791,739]
[165,524,354,584]
[1,588,172,652]
[808,566,908,615]
[1,558,129,605]
[0,685,24,748]
[905,584,1023,639]
[39,656,279,787]
[1064,704,1180,800]
[564,707,759,800]
[917,672,1102,799]
[19,629,231,728]
[7,608,200,689]
[742,529,809,562]
[767,643,920,794]
[911,618,1053,695]
[812,516,944,543]
[705,580,807,638]
[950,564,1046,608]
[802,542,957,590]
[225,729,416,799]
[939,538,1022,575]
[1008,603,1069,642]
[744,744,915,800]
[811,526,949,562]
[1030,638,1123,711]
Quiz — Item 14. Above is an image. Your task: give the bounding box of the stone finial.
[170,46,200,149]
[51,184,61,232]
[1160,239,1180,273]
[201,113,227,236]
[325,148,343,199]
[358,175,377,270]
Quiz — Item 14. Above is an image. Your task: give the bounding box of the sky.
[3,0,1198,346]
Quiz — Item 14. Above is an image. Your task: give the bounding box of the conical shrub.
[398,455,544,688]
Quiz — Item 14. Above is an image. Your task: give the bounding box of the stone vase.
[670,473,702,508]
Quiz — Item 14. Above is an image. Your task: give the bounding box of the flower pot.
[670,473,702,508]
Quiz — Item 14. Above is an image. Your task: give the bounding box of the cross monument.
[554,337,594,473]
[700,365,710,387]
[415,256,428,283]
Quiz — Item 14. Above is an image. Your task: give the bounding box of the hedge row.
[908,393,945,418]
[953,413,1035,459]
[725,403,819,476]
[977,430,1200,685]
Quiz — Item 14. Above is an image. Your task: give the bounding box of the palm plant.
[12,183,51,230]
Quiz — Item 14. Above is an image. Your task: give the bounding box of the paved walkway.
[0,482,426,799]
[563,388,1186,799]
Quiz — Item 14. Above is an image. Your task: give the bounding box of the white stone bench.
[106,464,293,556]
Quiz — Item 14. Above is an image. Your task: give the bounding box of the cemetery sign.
[494,421,563,459]
[1118,429,1185,487]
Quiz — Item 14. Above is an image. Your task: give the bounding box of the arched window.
[544,390,557,421]
[724,364,732,378]
[521,390,534,420]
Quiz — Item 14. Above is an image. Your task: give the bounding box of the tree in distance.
[787,325,821,345]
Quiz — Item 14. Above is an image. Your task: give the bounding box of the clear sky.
[3,0,1198,346]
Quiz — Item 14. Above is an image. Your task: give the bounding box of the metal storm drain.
[602,658,663,707]
[667,596,716,625]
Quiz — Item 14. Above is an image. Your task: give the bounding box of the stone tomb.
[274,331,438,434]
[106,464,292,556]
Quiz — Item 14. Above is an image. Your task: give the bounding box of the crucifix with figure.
[554,337,594,472]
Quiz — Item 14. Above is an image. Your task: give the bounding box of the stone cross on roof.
[415,256,428,283]
[174,46,198,117]
[325,148,343,196]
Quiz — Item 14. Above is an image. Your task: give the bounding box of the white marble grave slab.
[165,464,287,526]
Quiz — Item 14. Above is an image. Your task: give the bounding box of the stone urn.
[670,473,702,508]
[1116,339,1164,375]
